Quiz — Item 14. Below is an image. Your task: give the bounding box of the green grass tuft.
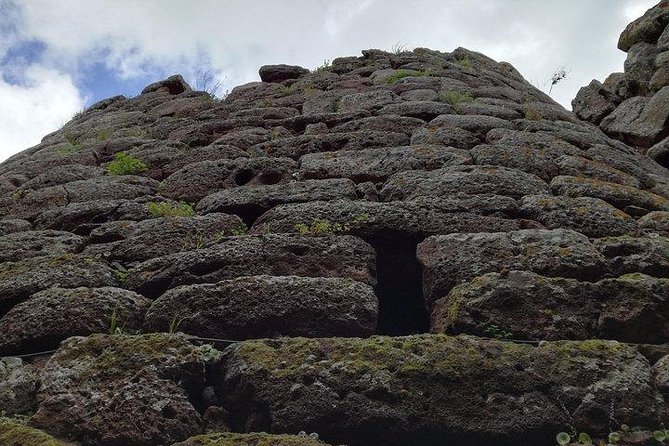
[106,152,147,176]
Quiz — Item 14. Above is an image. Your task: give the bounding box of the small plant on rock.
[109,303,123,335]
[524,106,542,121]
[391,41,412,54]
[113,270,128,285]
[556,432,571,445]
[386,69,426,85]
[439,90,473,106]
[294,213,370,236]
[313,59,331,73]
[107,152,147,176]
[168,315,185,335]
[654,429,669,443]
[483,323,512,340]
[147,201,195,218]
[548,66,568,96]
[231,222,249,236]
[455,57,472,69]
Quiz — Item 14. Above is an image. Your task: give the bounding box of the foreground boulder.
[219,335,667,446]
[173,432,331,446]
[33,333,221,446]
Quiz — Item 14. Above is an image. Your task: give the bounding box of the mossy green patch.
[0,254,93,281]
[53,333,221,381]
[147,201,195,218]
[385,69,434,85]
[0,418,70,446]
[618,272,654,282]
[106,152,147,176]
[231,334,638,389]
[176,431,325,446]
[438,90,473,106]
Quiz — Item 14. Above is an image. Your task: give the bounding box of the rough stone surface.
[0,358,38,416]
[126,234,376,298]
[252,195,528,239]
[83,213,244,262]
[654,354,669,396]
[33,334,220,446]
[578,3,669,153]
[145,275,378,339]
[572,80,617,124]
[593,235,669,277]
[0,230,85,262]
[432,271,669,343]
[639,210,669,235]
[550,175,669,214]
[196,179,357,222]
[618,3,669,51]
[219,335,667,446]
[519,194,636,237]
[381,165,550,201]
[417,229,609,308]
[0,30,668,446]
[160,157,297,203]
[0,254,117,317]
[298,145,472,183]
[0,287,151,355]
[172,432,331,446]
[259,64,309,83]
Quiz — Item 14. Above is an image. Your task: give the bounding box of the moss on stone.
[54,333,221,380]
[0,418,70,446]
[618,272,654,281]
[0,254,96,281]
[231,334,638,385]
[175,432,327,446]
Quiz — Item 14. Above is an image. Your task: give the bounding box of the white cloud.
[0,65,84,161]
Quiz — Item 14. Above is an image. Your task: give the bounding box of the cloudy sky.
[0,0,657,161]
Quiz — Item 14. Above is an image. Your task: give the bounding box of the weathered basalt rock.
[0,418,72,446]
[173,432,331,446]
[196,179,357,223]
[0,30,668,446]
[145,275,378,339]
[126,234,376,298]
[0,287,151,355]
[576,2,669,159]
[519,194,636,237]
[83,213,244,262]
[33,333,220,446]
[0,254,117,317]
[417,229,609,308]
[298,145,472,183]
[219,335,667,446]
[432,271,669,343]
[0,358,38,416]
[380,165,550,201]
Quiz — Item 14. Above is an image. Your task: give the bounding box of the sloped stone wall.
[0,33,668,446]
